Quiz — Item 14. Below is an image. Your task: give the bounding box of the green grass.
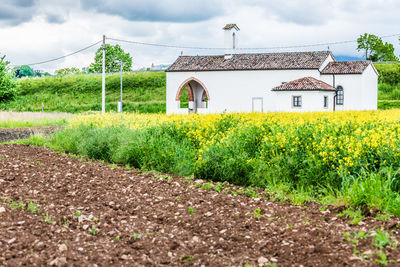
[374,62,400,73]
[1,72,166,113]
[0,111,70,128]
[378,83,400,100]
[375,63,400,106]
[374,62,400,86]
[378,100,400,110]
[0,119,67,128]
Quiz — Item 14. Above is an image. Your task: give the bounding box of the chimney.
[223,24,240,59]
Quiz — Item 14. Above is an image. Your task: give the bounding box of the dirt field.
[0,111,72,122]
[1,144,400,266]
[0,126,62,143]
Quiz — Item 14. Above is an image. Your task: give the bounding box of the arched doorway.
[176,77,210,113]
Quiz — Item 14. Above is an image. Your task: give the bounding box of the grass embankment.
[22,110,400,216]
[0,111,70,128]
[376,62,400,109]
[0,72,166,113]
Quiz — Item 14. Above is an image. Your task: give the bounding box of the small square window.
[324,96,328,108]
[293,96,302,107]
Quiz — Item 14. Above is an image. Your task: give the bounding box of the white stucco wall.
[361,65,378,110]
[166,63,378,114]
[167,69,321,114]
[320,64,378,111]
[319,54,335,72]
[272,91,335,112]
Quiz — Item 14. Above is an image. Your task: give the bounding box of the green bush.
[0,56,17,102]
[194,125,264,186]
[374,63,400,85]
[112,125,196,175]
[16,72,165,95]
[378,100,400,110]
[378,69,400,85]
[340,168,400,214]
[50,125,195,176]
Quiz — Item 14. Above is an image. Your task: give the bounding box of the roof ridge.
[179,51,330,58]
[272,76,336,91]
[307,76,320,88]
[313,77,335,89]
[328,60,370,63]
[167,51,333,72]
[321,61,372,75]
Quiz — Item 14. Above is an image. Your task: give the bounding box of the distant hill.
[335,55,364,61]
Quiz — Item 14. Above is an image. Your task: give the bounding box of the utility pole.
[116,60,123,112]
[120,60,123,112]
[102,34,106,113]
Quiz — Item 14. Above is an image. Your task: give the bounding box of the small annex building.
[165,24,378,114]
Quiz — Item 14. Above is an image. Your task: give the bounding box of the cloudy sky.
[0,0,399,73]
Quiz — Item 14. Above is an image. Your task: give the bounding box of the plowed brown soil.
[0,126,63,143]
[1,144,400,266]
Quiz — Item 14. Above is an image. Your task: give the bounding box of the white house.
[166,24,378,114]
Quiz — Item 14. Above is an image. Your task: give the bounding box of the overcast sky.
[0,0,399,73]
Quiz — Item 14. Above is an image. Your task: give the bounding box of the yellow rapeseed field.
[68,110,400,176]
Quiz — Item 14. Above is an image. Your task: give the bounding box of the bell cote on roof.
[223,24,240,59]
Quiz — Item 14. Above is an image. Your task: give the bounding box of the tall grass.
[378,83,400,100]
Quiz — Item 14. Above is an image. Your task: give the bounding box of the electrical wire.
[10,40,102,67]
[107,33,400,51]
[107,37,224,50]
[9,32,400,67]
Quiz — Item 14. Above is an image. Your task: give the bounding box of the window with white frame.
[292,96,302,107]
[336,86,344,105]
[324,96,328,108]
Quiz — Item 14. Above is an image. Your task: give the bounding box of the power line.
[10,40,102,67]
[9,32,400,68]
[107,37,225,50]
[107,33,400,51]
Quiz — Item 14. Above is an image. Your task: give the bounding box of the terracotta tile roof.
[321,61,371,74]
[272,77,336,91]
[166,51,332,72]
[223,24,240,30]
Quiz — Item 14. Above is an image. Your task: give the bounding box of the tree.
[370,40,398,62]
[357,33,379,60]
[13,65,35,78]
[55,67,82,76]
[357,33,398,62]
[88,44,132,73]
[0,55,17,102]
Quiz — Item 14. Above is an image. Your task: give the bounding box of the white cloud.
[0,0,399,72]
[80,0,226,22]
